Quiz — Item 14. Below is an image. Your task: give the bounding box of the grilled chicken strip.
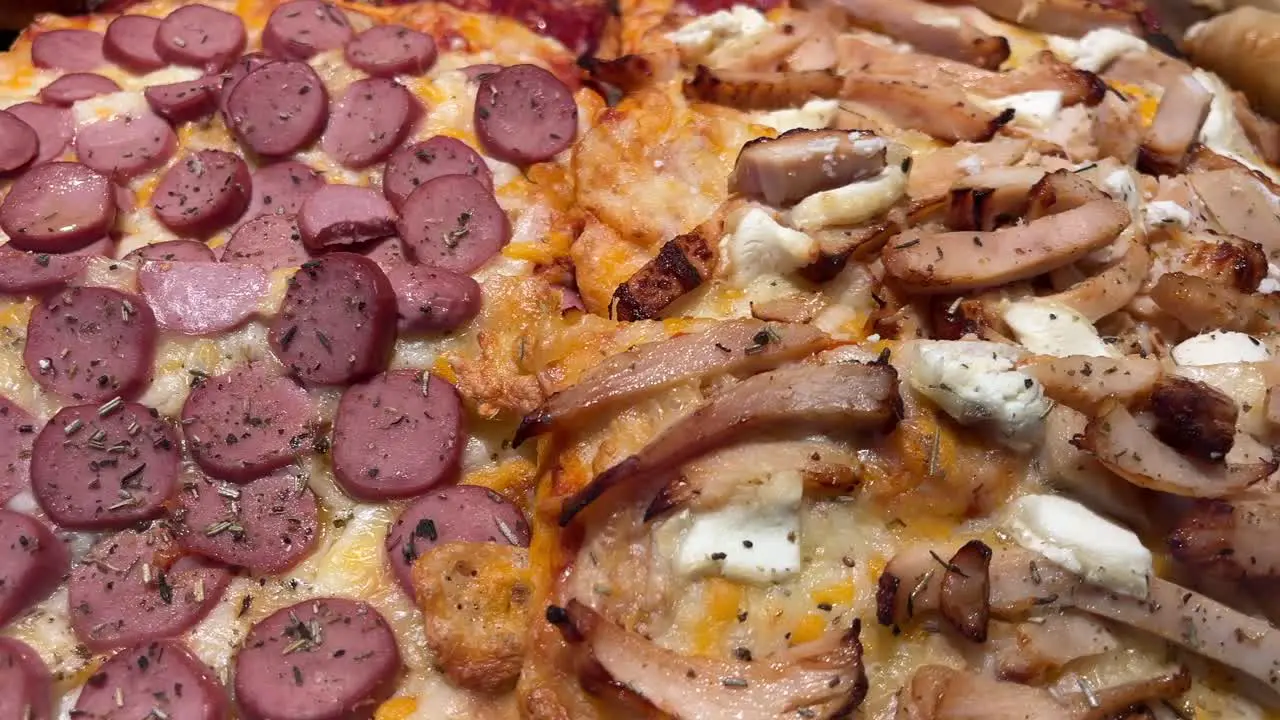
[1139,74,1212,175]
[931,0,1141,37]
[684,66,843,109]
[1170,497,1280,580]
[1148,376,1238,462]
[839,76,1014,143]
[1150,272,1280,334]
[829,0,1009,68]
[730,129,890,207]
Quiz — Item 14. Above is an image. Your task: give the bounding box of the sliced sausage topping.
[382,136,493,211]
[297,184,399,251]
[32,29,105,72]
[270,253,397,385]
[0,241,106,296]
[75,640,228,720]
[31,401,179,530]
[181,364,314,483]
[344,25,437,78]
[385,485,530,598]
[69,526,230,651]
[39,73,120,106]
[0,162,114,253]
[0,638,53,720]
[222,214,311,271]
[154,4,247,72]
[0,110,37,175]
[138,260,269,335]
[322,78,418,169]
[75,108,176,182]
[333,370,464,501]
[124,239,216,263]
[172,467,318,574]
[0,397,36,505]
[263,0,355,61]
[0,510,68,627]
[226,61,328,157]
[244,160,325,221]
[397,174,510,272]
[6,103,72,166]
[219,52,275,120]
[153,150,251,237]
[383,264,482,334]
[23,287,156,402]
[233,598,401,720]
[144,76,221,124]
[474,64,578,165]
[104,14,166,73]
[361,235,411,271]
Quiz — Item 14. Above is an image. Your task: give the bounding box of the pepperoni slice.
[385,485,530,597]
[181,364,314,483]
[31,30,105,72]
[344,25,437,78]
[124,239,216,263]
[244,160,325,222]
[139,260,268,335]
[233,598,401,720]
[219,52,275,121]
[104,14,166,73]
[172,467,318,573]
[0,397,37,505]
[145,76,221,124]
[332,370,464,501]
[23,286,157,402]
[39,73,120,106]
[153,150,252,237]
[227,61,328,157]
[75,641,228,720]
[297,185,398,251]
[383,264,482,333]
[270,253,397,385]
[75,109,176,182]
[322,78,418,169]
[6,103,72,166]
[69,526,230,652]
[474,64,577,165]
[31,401,179,530]
[382,136,493,211]
[0,638,53,720]
[155,4,247,72]
[0,110,37,175]
[0,162,115,253]
[0,510,69,626]
[263,0,355,61]
[222,214,311,270]
[397,175,510,272]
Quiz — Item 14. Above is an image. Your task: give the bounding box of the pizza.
[3,0,1280,717]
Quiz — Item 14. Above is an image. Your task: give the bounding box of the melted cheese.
[1003,300,1117,358]
[674,470,803,584]
[788,164,907,232]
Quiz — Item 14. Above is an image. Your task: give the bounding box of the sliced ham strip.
[1187,169,1280,256]
[729,129,888,208]
[1139,75,1213,175]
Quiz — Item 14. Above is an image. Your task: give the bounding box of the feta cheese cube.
[1003,300,1117,358]
[1172,331,1271,366]
[676,470,803,584]
[757,99,841,133]
[909,340,1050,445]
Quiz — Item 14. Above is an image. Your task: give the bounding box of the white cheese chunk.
[665,6,770,63]
[720,207,819,287]
[676,470,803,584]
[1003,300,1117,358]
[1102,168,1141,218]
[1172,331,1271,366]
[1004,494,1152,598]
[1047,28,1149,72]
[1260,263,1280,294]
[788,164,907,232]
[756,99,841,133]
[1142,200,1192,231]
[1194,69,1280,183]
[909,340,1050,445]
[977,90,1063,129]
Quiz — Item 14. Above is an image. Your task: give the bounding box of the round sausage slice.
[226,61,328,157]
[0,509,69,626]
[139,260,269,335]
[6,103,72,166]
[0,238,114,297]
[69,526,230,651]
[75,108,176,181]
[384,264,482,334]
[31,401,179,530]
[397,174,509,272]
[385,485,530,597]
[382,136,493,211]
[155,4,246,72]
[222,214,311,270]
[0,638,53,720]
[333,371,464,501]
[344,25,437,78]
[361,236,411,271]
[181,364,314,483]
[124,239,216,263]
[39,73,120,106]
[104,14,166,73]
[31,29,105,72]
[474,64,577,165]
[1,162,115,253]
[0,397,37,505]
[145,76,221,124]
[0,110,37,175]
[322,78,417,169]
[153,150,251,237]
[172,467,318,573]
[234,598,400,720]
[219,52,275,121]
[244,160,325,222]
[263,0,354,61]
[24,287,156,403]
[298,185,398,251]
[75,641,228,720]
[270,253,397,385]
